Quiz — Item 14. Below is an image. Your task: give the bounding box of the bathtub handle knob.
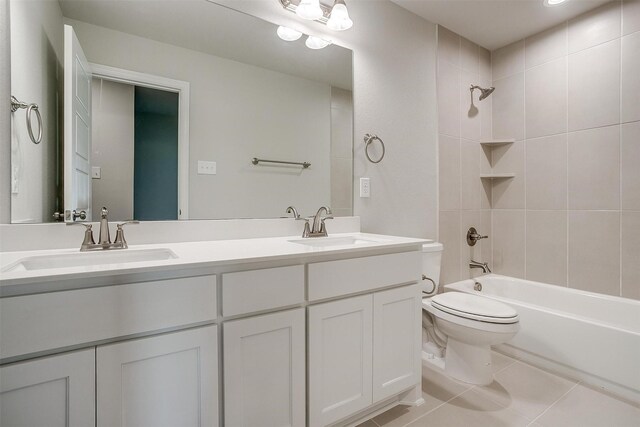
[467,227,488,246]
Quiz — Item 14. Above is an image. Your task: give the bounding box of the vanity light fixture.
[277,26,303,41]
[279,0,353,30]
[543,0,568,6]
[305,35,332,49]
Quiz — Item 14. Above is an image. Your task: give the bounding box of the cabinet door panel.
[308,295,373,427]
[0,349,95,427]
[224,308,305,427]
[97,326,218,427]
[373,284,422,402]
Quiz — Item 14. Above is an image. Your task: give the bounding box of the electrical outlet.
[91,166,101,179]
[198,161,217,175]
[359,177,370,198]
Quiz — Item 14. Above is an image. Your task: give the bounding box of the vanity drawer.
[222,265,304,316]
[0,275,217,361]
[308,251,420,301]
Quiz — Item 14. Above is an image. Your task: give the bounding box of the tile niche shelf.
[480,139,516,180]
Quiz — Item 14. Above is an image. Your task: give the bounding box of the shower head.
[470,85,495,101]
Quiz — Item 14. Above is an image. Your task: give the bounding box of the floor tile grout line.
[525,380,582,426]
[399,382,476,427]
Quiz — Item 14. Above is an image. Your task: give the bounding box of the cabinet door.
[0,348,95,427]
[372,284,422,403]
[224,308,305,427]
[97,325,218,427]
[308,295,373,427]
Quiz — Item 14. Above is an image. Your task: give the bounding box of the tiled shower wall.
[488,0,640,299]
[437,26,493,285]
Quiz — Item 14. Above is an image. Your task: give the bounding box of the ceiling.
[59,0,352,90]
[389,0,612,50]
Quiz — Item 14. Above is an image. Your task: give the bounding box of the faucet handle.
[113,221,139,248]
[66,222,96,247]
[467,227,488,246]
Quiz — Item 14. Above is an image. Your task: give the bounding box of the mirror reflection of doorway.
[92,79,178,221]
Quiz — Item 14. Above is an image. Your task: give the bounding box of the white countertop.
[0,233,428,295]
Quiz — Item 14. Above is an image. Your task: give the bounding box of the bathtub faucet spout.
[470,260,491,274]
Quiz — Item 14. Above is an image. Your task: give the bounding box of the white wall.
[9,0,62,223]
[91,78,134,220]
[488,1,640,300]
[67,18,332,220]
[213,0,439,239]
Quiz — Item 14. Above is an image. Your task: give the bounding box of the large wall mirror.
[9,0,353,223]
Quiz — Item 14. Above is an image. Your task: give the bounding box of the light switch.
[92,166,101,179]
[198,161,217,175]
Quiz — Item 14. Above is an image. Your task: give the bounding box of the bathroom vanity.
[0,232,426,427]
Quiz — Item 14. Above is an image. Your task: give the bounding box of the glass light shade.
[305,35,332,49]
[296,0,323,20]
[327,2,353,31]
[277,26,302,41]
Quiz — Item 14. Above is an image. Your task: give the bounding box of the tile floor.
[358,351,640,427]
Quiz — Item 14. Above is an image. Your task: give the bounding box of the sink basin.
[2,248,178,272]
[288,236,381,248]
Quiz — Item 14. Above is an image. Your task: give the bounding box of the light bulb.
[296,0,323,20]
[327,0,353,31]
[277,26,302,41]
[305,35,332,49]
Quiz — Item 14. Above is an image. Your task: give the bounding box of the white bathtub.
[445,274,640,403]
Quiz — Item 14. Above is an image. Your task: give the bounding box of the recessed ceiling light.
[544,0,568,6]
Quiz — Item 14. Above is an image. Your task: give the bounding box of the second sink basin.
[288,236,381,248]
[2,248,178,272]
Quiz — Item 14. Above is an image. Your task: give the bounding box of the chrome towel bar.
[11,96,42,144]
[252,157,311,168]
[364,133,385,163]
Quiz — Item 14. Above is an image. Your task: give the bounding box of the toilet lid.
[431,292,518,324]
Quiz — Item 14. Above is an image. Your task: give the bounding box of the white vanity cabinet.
[308,285,421,427]
[97,325,219,427]
[223,308,306,427]
[308,295,374,427]
[0,349,95,427]
[372,284,422,402]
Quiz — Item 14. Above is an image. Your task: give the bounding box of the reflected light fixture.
[543,0,568,6]
[277,26,303,41]
[279,0,353,30]
[305,35,332,49]
[327,0,353,31]
[296,0,323,20]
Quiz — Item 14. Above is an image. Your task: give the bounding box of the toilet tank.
[421,242,443,295]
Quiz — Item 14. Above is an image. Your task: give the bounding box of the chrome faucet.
[309,206,333,238]
[470,260,491,274]
[287,206,312,238]
[68,206,138,251]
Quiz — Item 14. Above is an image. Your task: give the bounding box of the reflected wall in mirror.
[9,0,353,223]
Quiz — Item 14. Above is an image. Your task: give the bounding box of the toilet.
[420,242,519,385]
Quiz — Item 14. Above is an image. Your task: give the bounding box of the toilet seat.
[431,293,519,324]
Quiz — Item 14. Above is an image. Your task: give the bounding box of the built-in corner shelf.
[479,139,515,147]
[480,138,516,184]
[480,173,516,179]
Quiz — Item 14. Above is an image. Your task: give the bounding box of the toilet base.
[444,338,493,385]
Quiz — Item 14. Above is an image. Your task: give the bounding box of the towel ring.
[364,133,385,164]
[11,96,42,145]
